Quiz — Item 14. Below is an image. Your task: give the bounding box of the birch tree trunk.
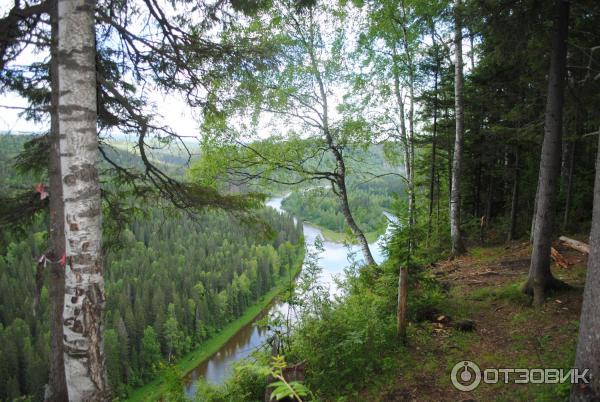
[392,51,413,232]
[524,0,570,305]
[399,7,417,230]
[335,177,376,266]
[46,0,68,399]
[427,49,439,244]
[307,29,376,267]
[450,0,467,255]
[57,0,109,399]
[570,129,600,401]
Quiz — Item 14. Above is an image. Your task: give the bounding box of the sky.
[1,1,473,141]
[0,0,201,137]
[0,57,201,138]
[0,2,45,134]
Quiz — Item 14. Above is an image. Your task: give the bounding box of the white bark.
[400,12,417,230]
[57,0,108,399]
[559,236,590,255]
[450,0,466,255]
[306,22,376,266]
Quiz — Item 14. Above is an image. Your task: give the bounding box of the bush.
[288,268,399,399]
[194,357,270,402]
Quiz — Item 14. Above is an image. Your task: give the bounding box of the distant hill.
[0,133,198,182]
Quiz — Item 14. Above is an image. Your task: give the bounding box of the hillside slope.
[369,241,587,402]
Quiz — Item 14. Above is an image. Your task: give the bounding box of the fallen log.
[551,247,569,269]
[559,236,590,255]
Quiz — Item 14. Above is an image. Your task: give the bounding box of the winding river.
[182,196,396,397]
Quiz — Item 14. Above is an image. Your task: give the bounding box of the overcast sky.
[1,59,201,138]
[1,1,472,142]
[0,0,201,137]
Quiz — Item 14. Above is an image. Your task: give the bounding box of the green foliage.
[0,137,305,400]
[163,366,187,402]
[3,0,600,399]
[282,174,402,236]
[141,326,162,380]
[274,191,451,400]
[287,264,399,398]
[100,206,303,395]
[268,356,311,402]
[0,209,302,400]
[192,354,312,402]
[194,357,270,402]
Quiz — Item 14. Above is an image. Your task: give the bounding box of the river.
[182,196,396,397]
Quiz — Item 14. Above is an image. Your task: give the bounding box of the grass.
[126,258,304,402]
[371,242,585,402]
[468,245,513,262]
[395,277,580,401]
[466,282,531,305]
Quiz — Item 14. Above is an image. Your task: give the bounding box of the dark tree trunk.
[523,0,570,305]
[436,171,441,236]
[484,173,493,227]
[508,148,520,241]
[479,172,494,244]
[563,138,576,230]
[401,21,417,230]
[469,30,475,70]
[446,106,453,201]
[46,0,68,399]
[570,132,600,401]
[450,0,467,255]
[562,141,575,229]
[530,184,539,243]
[392,48,415,237]
[561,125,570,183]
[396,265,408,342]
[474,158,482,217]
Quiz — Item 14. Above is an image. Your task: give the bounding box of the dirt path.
[374,241,587,402]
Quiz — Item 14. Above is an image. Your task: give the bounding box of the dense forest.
[0,136,304,400]
[281,173,402,238]
[1,0,600,401]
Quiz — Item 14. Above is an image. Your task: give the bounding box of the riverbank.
[305,220,383,243]
[270,191,386,244]
[126,255,304,402]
